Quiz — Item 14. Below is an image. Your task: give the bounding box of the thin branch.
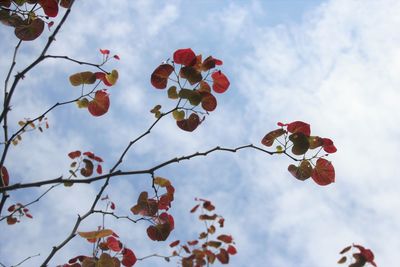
[0,144,277,192]
[10,253,40,267]
[92,210,146,224]
[43,55,109,73]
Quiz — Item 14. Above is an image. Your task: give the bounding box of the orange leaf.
[211,71,230,93]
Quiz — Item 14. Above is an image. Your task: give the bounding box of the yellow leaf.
[77,229,113,239]
[105,69,118,85]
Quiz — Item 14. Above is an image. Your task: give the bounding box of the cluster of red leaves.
[130,177,175,241]
[0,0,72,41]
[169,199,237,266]
[262,121,337,186]
[6,202,33,225]
[63,229,137,267]
[150,48,230,132]
[67,150,103,179]
[338,244,377,267]
[71,49,119,117]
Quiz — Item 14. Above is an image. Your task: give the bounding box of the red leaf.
[151,64,174,89]
[100,49,110,55]
[83,151,94,158]
[7,216,18,225]
[169,240,180,247]
[353,245,376,266]
[25,213,33,219]
[7,204,15,212]
[176,113,201,132]
[88,90,110,117]
[227,245,237,255]
[311,158,335,186]
[211,71,230,93]
[68,150,81,159]
[187,240,198,246]
[322,138,337,153]
[173,48,196,66]
[190,204,200,213]
[95,72,113,86]
[96,165,102,174]
[286,121,311,136]
[201,56,223,71]
[216,248,229,264]
[261,128,286,147]
[106,236,121,252]
[1,166,9,187]
[217,234,233,243]
[110,202,115,210]
[113,55,120,60]
[39,0,58,17]
[122,248,137,266]
[200,92,217,112]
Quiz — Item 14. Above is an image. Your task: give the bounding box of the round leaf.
[151,64,174,89]
[311,158,335,186]
[201,92,217,112]
[173,48,196,66]
[176,113,201,132]
[211,71,230,93]
[288,160,312,181]
[289,132,310,155]
[39,0,58,17]
[88,90,110,117]
[15,18,44,41]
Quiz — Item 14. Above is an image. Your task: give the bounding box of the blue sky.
[1,0,399,266]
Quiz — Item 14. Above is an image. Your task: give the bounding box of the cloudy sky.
[1,0,399,266]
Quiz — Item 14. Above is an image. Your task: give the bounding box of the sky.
[1,0,399,266]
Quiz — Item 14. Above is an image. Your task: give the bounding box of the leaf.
[308,136,323,149]
[59,0,72,8]
[151,64,174,89]
[146,223,171,241]
[68,150,81,159]
[154,176,171,187]
[227,245,237,255]
[105,69,119,86]
[0,0,11,7]
[211,71,230,93]
[190,204,200,213]
[199,214,217,220]
[286,121,311,136]
[180,66,202,85]
[122,248,137,267]
[340,246,352,254]
[77,229,113,239]
[216,248,229,264]
[15,18,44,41]
[167,86,178,99]
[39,0,58,17]
[289,132,310,155]
[201,56,223,71]
[202,200,215,211]
[199,80,211,93]
[7,216,17,225]
[88,90,110,116]
[130,191,158,216]
[80,159,94,177]
[69,71,96,86]
[1,166,9,187]
[172,110,185,121]
[322,138,337,153]
[261,128,286,147]
[337,256,347,264]
[169,240,180,247]
[98,253,114,267]
[311,158,335,186]
[106,236,121,252]
[100,49,110,55]
[177,113,201,132]
[173,48,196,66]
[201,92,217,112]
[217,234,233,243]
[96,164,102,174]
[288,160,312,181]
